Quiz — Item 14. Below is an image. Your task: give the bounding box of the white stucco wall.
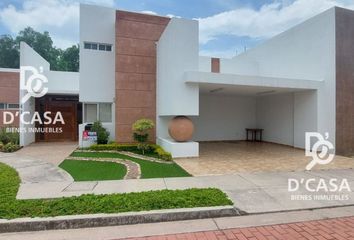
[256,93,294,146]
[79,4,116,103]
[198,56,211,72]
[219,8,335,146]
[79,4,116,140]
[191,94,256,141]
[294,91,318,148]
[156,18,199,117]
[156,18,200,157]
[46,71,79,94]
[19,42,50,146]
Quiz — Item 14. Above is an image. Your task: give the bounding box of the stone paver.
[120,216,354,240]
[175,141,354,176]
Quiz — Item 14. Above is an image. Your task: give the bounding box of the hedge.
[88,143,172,161]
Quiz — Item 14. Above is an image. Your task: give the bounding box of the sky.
[1,0,354,58]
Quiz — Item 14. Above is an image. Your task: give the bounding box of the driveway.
[16,142,78,166]
[0,142,77,183]
[174,141,354,176]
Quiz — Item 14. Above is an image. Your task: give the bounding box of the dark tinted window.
[99,44,105,51]
[84,42,91,49]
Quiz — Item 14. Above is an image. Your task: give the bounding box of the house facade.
[0,5,353,157]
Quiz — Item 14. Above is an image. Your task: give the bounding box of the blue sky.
[0,0,353,58]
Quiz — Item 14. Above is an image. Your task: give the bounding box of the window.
[84,42,91,49]
[7,103,19,109]
[99,103,112,122]
[0,103,5,110]
[91,43,98,50]
[84,41,112,52]
[84,104,98,122]
[99,44,105,51]
[84,103,112,123]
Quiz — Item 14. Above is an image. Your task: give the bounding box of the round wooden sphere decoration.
[168,116,194,142]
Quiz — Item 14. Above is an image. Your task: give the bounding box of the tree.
[0,27,79,72]
[15,27,61,70]
[0,35,19,68]
[91,121,110,144]
[132,119,155,154]
[57,45,79,72]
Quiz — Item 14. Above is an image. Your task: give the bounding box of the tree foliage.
[0,27,79,72]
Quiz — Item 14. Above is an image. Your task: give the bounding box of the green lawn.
[59,160,127,181]
[0,163,232,219]
[70,151,191,178]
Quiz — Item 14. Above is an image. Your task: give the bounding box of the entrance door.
[36,95,79,142]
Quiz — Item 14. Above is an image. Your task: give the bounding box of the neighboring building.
[0,5,353,157]
[0,69,19,128]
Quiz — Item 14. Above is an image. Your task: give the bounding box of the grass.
[70,151,191,178]
[59,160,127,181]
[0,163,232,219]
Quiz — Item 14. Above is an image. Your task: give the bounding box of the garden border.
[0,206,242,233]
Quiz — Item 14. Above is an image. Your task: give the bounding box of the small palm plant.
[132,119,154,154]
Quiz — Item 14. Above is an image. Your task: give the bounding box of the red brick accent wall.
[115,11,170,143]
[0,71,19,127]
[211,58,220,73]
[335,8,354,156]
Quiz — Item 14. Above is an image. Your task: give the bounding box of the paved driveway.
[16,142,78,166]
[0,142,77,183]
[174,141,354,176]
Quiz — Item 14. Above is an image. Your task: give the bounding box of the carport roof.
[184,71,323,92]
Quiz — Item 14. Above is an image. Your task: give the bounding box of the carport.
[172,72,353,175]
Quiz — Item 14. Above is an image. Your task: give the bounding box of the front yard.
[0,162,232,219]
[60,150,191,181]
[59,160,127,181]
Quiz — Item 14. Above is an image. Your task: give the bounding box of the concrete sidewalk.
[17,168,354,214]
[1,205,353,240]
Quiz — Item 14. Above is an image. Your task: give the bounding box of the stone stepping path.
[67,157,141,179]
[76,150,173,164]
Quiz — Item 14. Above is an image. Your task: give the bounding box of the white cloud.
[166,14,181,18]
[0,0,81,48]
[198,0,354,44]
[200,48,238,59]
[141,10,157,15]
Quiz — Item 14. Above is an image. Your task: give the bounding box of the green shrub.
[88,143,172,161]
[89,143,139,151]
[0,142,3,151]
[154,145,172,161]
[2,143,20,153]
[132,119,154,154]
[91,121,110,144]
[0,128,19,145]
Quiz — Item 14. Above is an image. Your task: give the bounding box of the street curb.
[0,206,242,233]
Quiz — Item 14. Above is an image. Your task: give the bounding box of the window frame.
[6,103,19,110]
[83,103,112,123]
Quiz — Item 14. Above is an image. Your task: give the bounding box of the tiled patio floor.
[174,141,354,176]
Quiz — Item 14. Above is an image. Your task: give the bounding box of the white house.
[0,4,353,158]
